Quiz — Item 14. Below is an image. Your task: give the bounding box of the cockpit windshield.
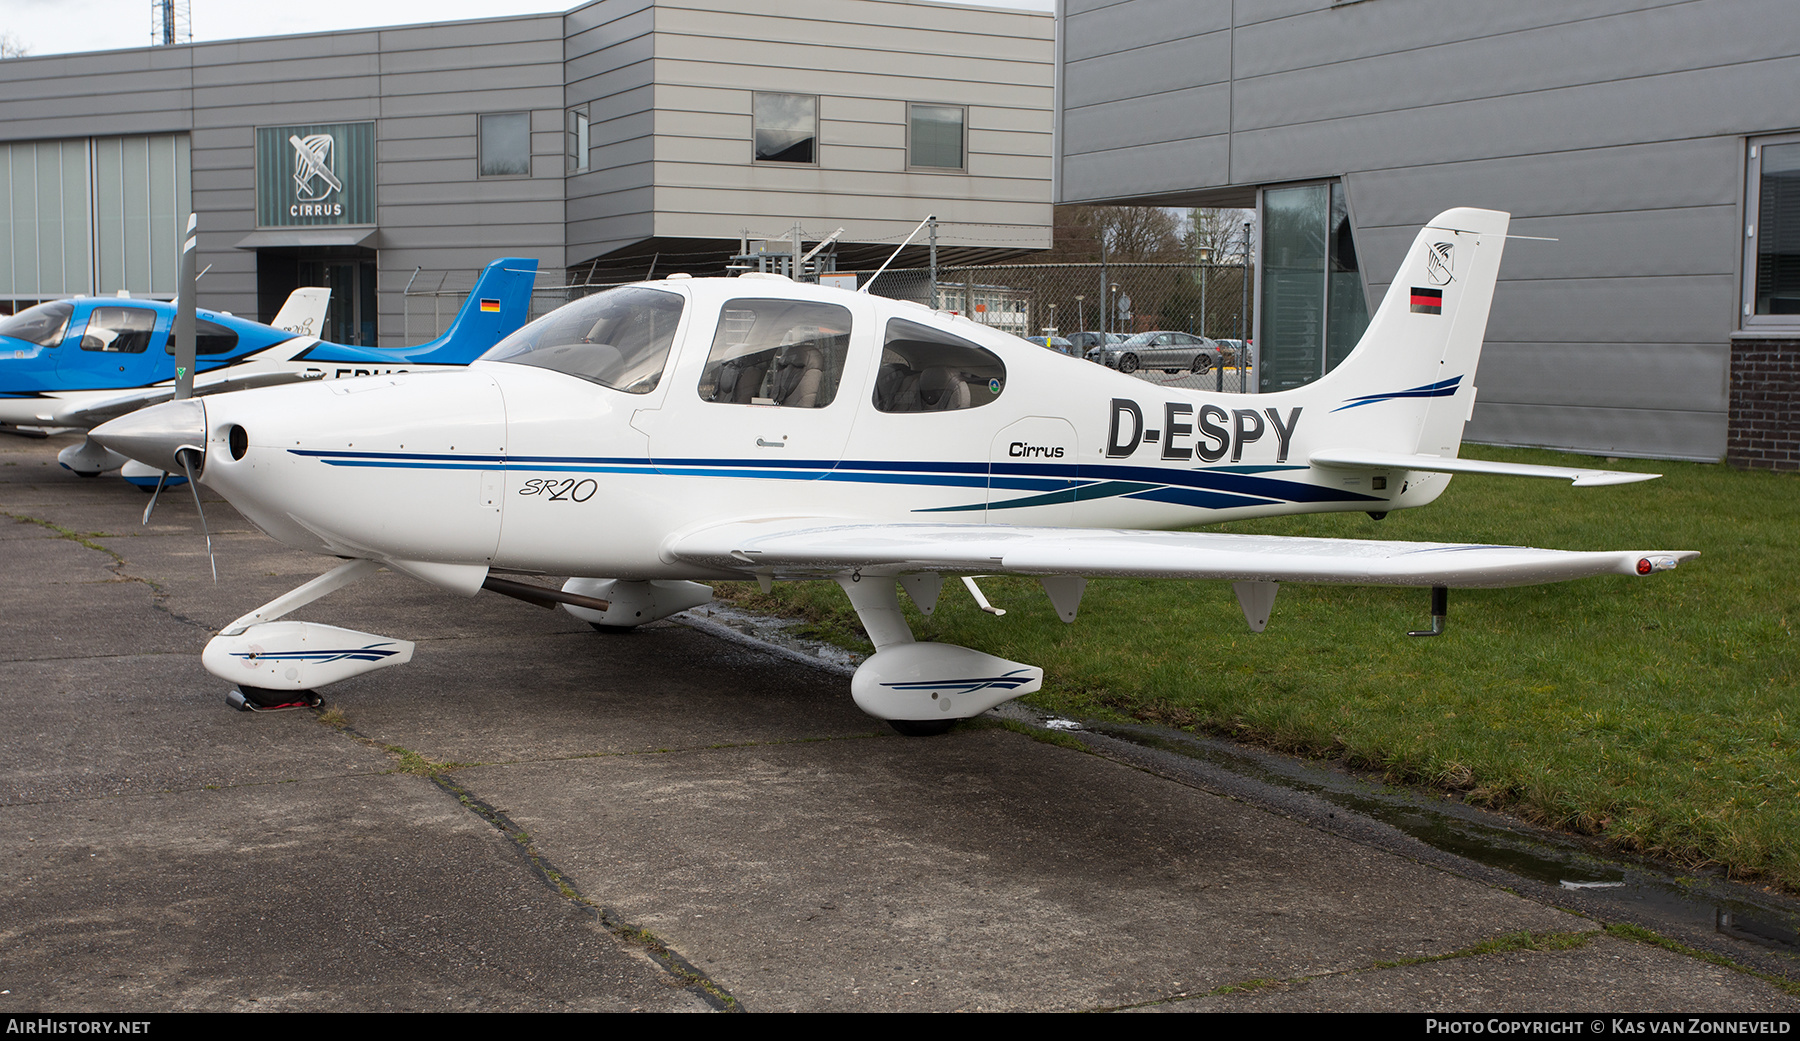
[0,301,74,348]
[482,285,684,394]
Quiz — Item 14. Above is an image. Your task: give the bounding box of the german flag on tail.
[1410,287,1442,315]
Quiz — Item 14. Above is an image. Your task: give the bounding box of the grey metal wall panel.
[379,223,567,250]
[1485,275,1737,347]
[190,55,379,88]
[568,180,655,223]
[1231,58,1800,187]
[1468,402,1726,462]
[658,0,1048,39]
[657,5,1052,57]
[568,58,657,107]
[373,16,564,52]
[1062,35,1230,111]
[653,185,1047,228]
[379,40,560,75]
[588,135,655,174]
[566,0,655,57]
[1343,138,1743,228]
[1234,0,1795,130]
[1062,134,1230,203]
[1063,82,1230,155]
[1062,0,1230,61]
[651,61,1049,109]
[1475,341,1729,412]
[1233,0,1698,77]
[568,41,655,90]
[1359,207,1739,288]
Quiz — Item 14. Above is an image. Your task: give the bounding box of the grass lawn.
[715,445,1800,889]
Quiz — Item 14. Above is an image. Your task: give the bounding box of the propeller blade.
[178,447,215,582]
[141,469,171,526]
[173,212,198,401]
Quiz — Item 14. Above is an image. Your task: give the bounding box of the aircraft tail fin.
[1315,208,1509,459]
[394,258,539,362]
[271,287,330,338]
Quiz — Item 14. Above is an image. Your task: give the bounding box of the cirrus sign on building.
[256,122,375,227]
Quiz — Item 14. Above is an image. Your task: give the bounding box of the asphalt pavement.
[1,430,1794,1012]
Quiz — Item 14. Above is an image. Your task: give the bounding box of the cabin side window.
[164,318,241,356]
[80,307,160,354]
[874,318,1004,413]
[697,298,852,408]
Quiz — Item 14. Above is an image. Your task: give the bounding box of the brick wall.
[1728,337,1800,470]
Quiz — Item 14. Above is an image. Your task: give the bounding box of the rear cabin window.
[697,298,852,408]
[483,285,683,394]
[164,319,241,356]
[874,318,1005,413]
[80,307,160,354]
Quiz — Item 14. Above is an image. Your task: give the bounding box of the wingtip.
[1571,471,1661,487]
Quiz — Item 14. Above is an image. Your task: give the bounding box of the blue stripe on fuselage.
[286,448,1384,509]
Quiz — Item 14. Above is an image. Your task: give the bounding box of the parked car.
[1089,330,1226,374]
[1069,331,1124,357]
[1213,338,1251,367]
[1018,333,1077,355]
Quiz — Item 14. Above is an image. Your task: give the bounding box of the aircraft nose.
[91,398,207,475]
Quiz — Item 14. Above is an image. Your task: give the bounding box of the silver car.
[1089,331,1225,374]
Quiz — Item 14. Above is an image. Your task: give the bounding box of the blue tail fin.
[392,258,538,363]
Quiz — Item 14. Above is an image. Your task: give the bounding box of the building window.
[908,104,964,171]
[567,106,589,172]
[1257,181,1369,392]
[753,93,817,164]
[479,112,531,177]
[1745,135,1800,326]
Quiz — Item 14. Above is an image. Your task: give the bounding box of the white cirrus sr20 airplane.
[93,208,1694,730]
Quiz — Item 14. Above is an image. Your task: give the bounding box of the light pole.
[1075,294,1084,336]
[1196,244,1214,339]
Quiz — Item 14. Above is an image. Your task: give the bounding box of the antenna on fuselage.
[859,215,935,295]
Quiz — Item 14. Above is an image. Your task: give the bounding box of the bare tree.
[1043,205,1187,262]
[0,32,30,59]
[1187,208,1256,264]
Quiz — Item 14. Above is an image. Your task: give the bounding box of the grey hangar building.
[1,0,1796,467]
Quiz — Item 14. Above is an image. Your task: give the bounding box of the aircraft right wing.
[668,519,1694,589]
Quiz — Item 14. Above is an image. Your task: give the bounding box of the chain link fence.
[855,261,1256,392]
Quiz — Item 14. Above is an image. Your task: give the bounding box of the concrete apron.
[0,431,1791,1012]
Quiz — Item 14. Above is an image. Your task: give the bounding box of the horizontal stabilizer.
[1309,449,1658,487]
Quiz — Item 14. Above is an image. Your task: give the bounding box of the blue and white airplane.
[93,209,1695,728]
[1,257,539,477]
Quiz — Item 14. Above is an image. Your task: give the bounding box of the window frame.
[567,105,590,173]
[907,103,966,173]
[752,92,819,166]
[478,111,532,179]
[1742,132,1800,331]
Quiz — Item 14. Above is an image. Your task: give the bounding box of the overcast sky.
[2,0,1052,57]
